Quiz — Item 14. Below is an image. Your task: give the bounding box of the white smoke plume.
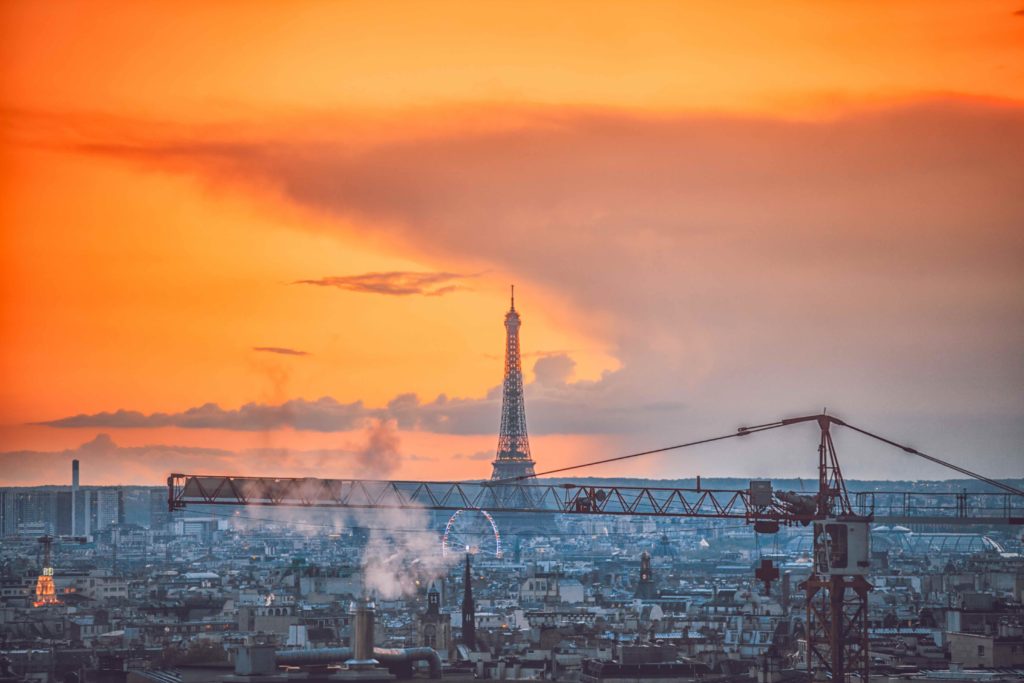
[352,421,456,598]
[356,418,402,479]
[202,419,454,597]
[358,506,456,600]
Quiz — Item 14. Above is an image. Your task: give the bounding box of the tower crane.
[168,412,1023,681]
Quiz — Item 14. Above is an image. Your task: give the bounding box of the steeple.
[635,549,657,600]
[461,554,476,649]
[426,581,440,615]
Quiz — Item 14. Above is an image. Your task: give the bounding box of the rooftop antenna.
[510,284,515,310]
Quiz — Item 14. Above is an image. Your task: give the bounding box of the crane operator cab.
[813,519,871,576]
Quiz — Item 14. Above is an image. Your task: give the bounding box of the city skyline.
[2,2,1023,486]
[1,6,1023,680]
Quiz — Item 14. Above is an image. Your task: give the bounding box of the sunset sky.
[2,1,1023,486]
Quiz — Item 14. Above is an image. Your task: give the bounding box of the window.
[977,645,985,657]
[825,524,849,569]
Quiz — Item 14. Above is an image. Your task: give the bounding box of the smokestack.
[71,460,79,535]
[346,598,380,670]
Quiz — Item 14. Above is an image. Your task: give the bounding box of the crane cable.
[831,418,1024,498]
[491,413,1024,499]
[486,420,787,485]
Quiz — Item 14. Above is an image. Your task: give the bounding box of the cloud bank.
[37,355,669,436]
[38,397,369,432]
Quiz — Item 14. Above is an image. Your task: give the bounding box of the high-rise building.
[55,491,73,535]
[81,489,92,536]
[71,459,80,535]
[490,286,536,482]
[149,487,170,529]
[94,488,125,531]
[6,490,73,536]
[15,491,58,535]
[0,490,16,537]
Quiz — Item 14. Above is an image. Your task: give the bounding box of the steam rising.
[359,506,455,600]
[354,420,456,598]
[357,418,401,478]
[190,420,455,600]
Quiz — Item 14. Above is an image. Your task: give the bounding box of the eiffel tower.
[491,286,537,482]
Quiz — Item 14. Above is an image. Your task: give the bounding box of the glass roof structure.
[782,529,1004,556]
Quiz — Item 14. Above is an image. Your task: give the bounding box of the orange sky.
[2,1,1023,486]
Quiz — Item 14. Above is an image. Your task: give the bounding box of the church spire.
[461,554,477,650]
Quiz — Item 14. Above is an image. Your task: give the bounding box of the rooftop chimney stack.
[346,598,380,670]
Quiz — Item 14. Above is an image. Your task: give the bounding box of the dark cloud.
[294,271,470,297]
[40,99,1024,476]
[77,433,118,453]
[36,397,369,432]
[533,353,576,387]
[34,353,672,436]
[253,346,309,356]
[453,451,495,461]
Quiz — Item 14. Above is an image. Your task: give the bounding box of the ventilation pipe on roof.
[274,647,442,679]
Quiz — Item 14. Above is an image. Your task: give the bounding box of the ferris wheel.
[442,509,503,559]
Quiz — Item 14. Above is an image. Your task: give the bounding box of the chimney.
[346,598,379,670]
